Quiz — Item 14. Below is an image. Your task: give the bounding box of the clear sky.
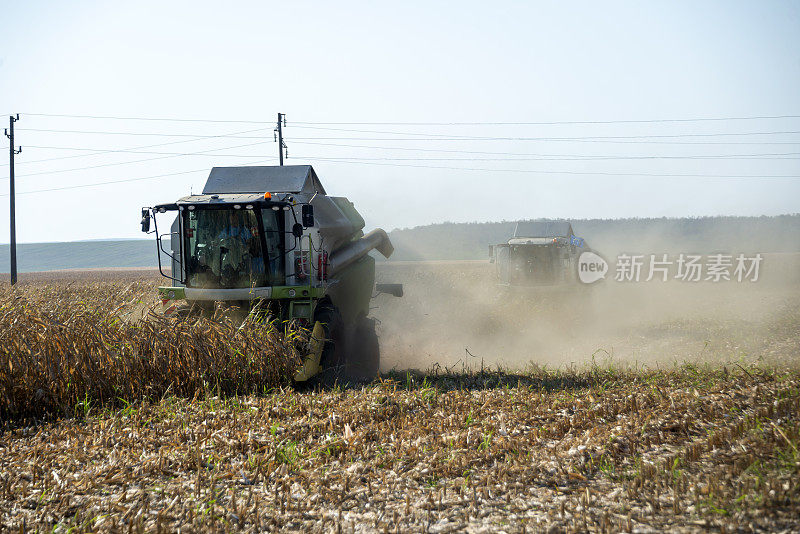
[1,0,799,243]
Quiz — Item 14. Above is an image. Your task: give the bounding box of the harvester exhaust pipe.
[328,228,394,276]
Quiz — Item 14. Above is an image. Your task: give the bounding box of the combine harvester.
[141,165,402,384]
[489,220,588,287]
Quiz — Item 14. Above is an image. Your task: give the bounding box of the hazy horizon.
[2,212,797,245]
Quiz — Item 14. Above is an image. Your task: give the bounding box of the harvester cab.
[142,165,401,383]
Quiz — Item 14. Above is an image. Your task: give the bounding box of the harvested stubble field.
[1,367,798,533]
[0,264,799,533]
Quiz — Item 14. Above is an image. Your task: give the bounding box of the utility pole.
[275,113,287,165]
[4,115,21,286]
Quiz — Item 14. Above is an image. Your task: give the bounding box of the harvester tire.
[314,303,347,386]
[346,316,380,383]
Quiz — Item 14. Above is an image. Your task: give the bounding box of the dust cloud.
[372,253,800,372]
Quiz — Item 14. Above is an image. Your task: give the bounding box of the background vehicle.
[141,165,402,383]
[489,220,586,287]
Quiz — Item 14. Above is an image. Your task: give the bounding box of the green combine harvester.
[141,165,402,383]
[490,221,587,287]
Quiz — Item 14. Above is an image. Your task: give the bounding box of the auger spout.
[328,229,394,277]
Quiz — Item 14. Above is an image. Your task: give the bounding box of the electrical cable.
[289,115,800,126]
[309,155,800,161]
[22,112,800,126]
[287,140,800,159]
[15,127,800,141]
[24,113,273,124]
[0,127,275,167]
[11,143,800,162]
[15,128,272,138]
[8,141,271,178]
[286,137,800,145]
[287,125,800,139]
[0,157,277,196]
[295,155,800,178]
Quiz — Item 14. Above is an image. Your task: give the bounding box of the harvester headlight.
[234,204,241,210]
[168,290,175,299]
[272,206,280,211]
[246,204,253,210]
[287,289,296,297]
[188,205,195,211]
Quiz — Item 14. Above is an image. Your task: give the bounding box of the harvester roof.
[513,220,574,239]
[202,165,326,195]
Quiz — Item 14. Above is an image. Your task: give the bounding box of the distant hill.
[2,215,798,272]
[0,240,157,272]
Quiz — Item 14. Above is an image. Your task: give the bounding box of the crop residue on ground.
[0,267,798,532]
[1,368,798,532]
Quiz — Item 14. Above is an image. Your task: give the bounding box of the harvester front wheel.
[315,303,347,386]
[346,315,380,382]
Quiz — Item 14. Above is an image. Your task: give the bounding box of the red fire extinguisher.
[317,251,328,281]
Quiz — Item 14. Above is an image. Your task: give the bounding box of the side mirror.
[292,222,304,238]
[141,209,151,233]
[301,204,314,227]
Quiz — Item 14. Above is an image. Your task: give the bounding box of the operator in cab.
[216,210,265,287]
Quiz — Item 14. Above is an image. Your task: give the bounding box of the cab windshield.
[183,207,273,289]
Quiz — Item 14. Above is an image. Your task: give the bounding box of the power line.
[15,143,800,161]
[287,137,800,146]
[288,140,800,159]
[16,127,800,141]
[24,113,273,124]
[3,153,796,197]
[13,126,800,152]
[6,141,270,179]
[15,144,271,157]
[288,125,800,140]
[290,115,800,126]
[16,127,273,138]
[303,155,800,162]
[5,115,798,195]
[0,158,278,196]
[298,155,800,178]
[0,132,273,169]
[22,112,800,125]
[0,127,275,167]
[4,145,796,183]
[0,168,210,196]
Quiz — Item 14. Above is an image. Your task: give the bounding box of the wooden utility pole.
[4,114,21,285]
[275,113,286,165]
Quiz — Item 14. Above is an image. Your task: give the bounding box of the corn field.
[0,275,798,532]
[0,280,300,419]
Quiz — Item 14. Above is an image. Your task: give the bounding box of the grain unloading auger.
[141,165,403,383]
